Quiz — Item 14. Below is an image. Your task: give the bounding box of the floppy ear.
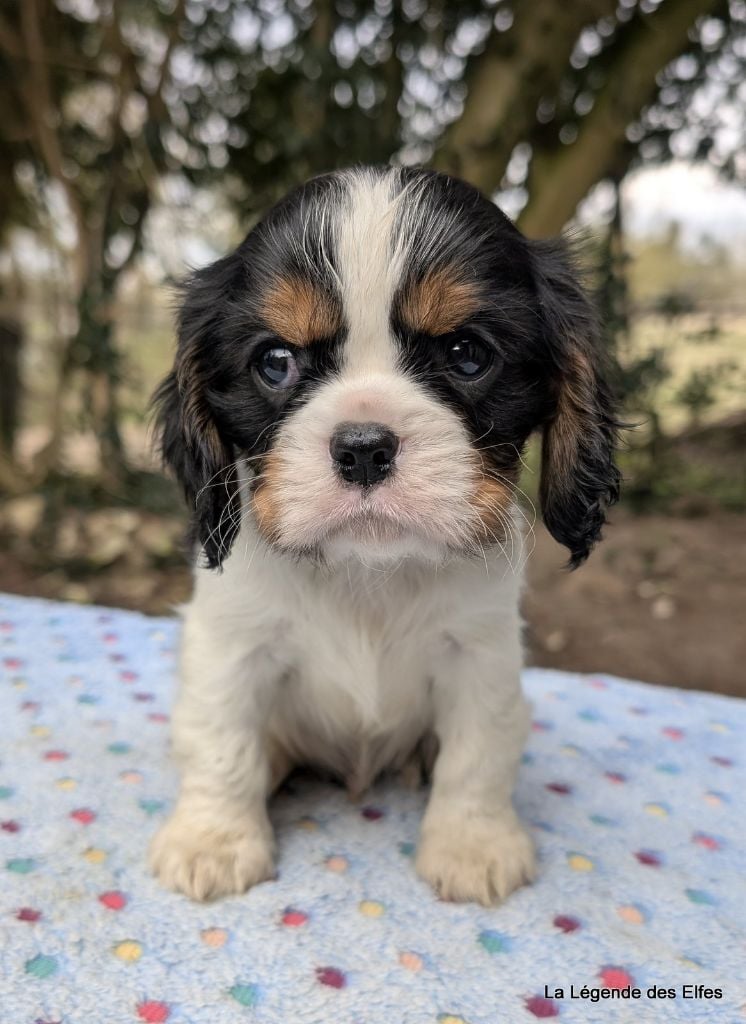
[153,255,241,569]
[532,239,621,567]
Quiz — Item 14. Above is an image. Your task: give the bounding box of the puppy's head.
[155,167,619,569]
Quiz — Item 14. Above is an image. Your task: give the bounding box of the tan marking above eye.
[262,276,342,347]
[398,269,483,336]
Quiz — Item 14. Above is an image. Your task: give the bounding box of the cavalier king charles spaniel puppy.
[150,166,619,905]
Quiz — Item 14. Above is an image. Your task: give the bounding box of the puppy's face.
[156,168,619,569]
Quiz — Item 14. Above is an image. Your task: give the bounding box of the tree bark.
[0,317,22,456]
[433,0,616,190]
[518,0,720,237]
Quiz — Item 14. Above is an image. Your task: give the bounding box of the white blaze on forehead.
[336,169,410,375]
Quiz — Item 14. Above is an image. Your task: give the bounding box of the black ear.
[532,239,621,567]
[153,255,241,569]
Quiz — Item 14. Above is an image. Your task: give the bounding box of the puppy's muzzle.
[330,421,399,486]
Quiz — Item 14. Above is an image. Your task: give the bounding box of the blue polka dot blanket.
[1,594,744,1024]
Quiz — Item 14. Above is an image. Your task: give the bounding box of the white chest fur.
[179,521,524,793]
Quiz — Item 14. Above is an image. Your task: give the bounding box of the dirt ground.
[1,507,743,698]
[523,511,746,698]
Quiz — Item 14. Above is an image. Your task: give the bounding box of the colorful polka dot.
[83,847,107,864]
[532,719,553,732]
[644,802,669,817]
[692,831,721,851]
[107,741,131,754]
[567,852,594,872]
[325,855,348,873]
[296,815,319,830]
[553,915,581,933]
[589,813,616,826]
[6,858,36,874]
[113,940,142,962]
[686,888,716,906]
[282,908,308,926]
[361,806,384,821]
[635,849,663,867]
[70,807,96,825]
[600,966,634,989]
[661,726,684,740]
[136,1001,170,1022]
[229,983,258,1007]
[617,904,646,925]
[399,951,423,971]
[704,790,727,806]
[478,929,511,953]
[25,954,58,979]
[525,995,560,1018]
[98,890,127,910]
[16,907,41,922]
[201,927,228,947]
[316,966,346,988]
[138,798,165,816]
[359,900,385,917]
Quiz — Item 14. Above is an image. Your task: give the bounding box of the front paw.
[416,811,535,906]
[149,809,275,901]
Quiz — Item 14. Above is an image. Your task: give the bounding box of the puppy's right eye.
[256,346,299,389]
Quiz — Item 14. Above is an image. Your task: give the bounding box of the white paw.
[149,810,275,901]
[416,811,535,906]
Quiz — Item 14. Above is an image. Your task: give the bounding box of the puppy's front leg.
[150,615,285,901]
[416,634,535,906]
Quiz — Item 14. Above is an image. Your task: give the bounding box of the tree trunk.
[518,0,719,237]
[433,0,616,190]
[0,317,22,457]
[75,276,126,477]
[32,266,127,482]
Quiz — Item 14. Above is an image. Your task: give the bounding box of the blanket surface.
[0,593,743,1024]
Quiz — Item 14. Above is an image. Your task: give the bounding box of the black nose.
[330,422,399,486]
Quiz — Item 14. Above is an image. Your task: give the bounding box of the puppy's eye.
[256,346,299,389]
[446,336,492,379]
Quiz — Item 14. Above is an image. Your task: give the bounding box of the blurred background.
[0,0,744,695]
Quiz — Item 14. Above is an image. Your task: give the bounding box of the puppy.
[150,166,619,905]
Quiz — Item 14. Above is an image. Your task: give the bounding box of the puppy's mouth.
[326,487,414,541]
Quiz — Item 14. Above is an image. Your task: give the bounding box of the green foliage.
[597,218,745,512]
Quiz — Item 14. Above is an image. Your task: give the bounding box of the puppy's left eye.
[256,346,300,389]
[446,336,492,379]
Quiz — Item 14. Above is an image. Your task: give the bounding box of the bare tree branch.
[518,0,721,236]
[19,0,88,286]
[433,0,617,190]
